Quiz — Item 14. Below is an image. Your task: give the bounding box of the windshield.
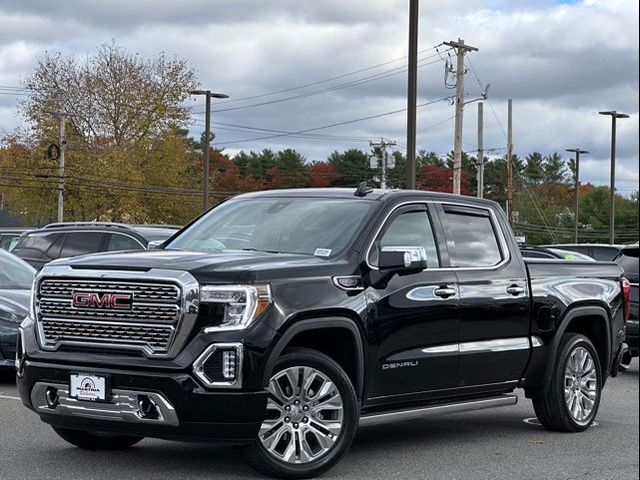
[166,197,374,256]
[0,250,36,289]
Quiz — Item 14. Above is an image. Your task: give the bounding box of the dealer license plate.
[69,373,107,401]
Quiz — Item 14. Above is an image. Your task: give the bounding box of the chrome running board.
[358,394,517,427]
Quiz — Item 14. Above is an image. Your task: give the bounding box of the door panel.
[365,203,460,399]
[438,203,530,387]
[367,271,459,397]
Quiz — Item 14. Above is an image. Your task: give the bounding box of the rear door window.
[60,232,104,258]
[442,206,503,267]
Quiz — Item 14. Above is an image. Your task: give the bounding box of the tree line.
[0,42,637,244]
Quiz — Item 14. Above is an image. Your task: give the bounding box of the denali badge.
[72,292,133,310]
[382,360,419,370]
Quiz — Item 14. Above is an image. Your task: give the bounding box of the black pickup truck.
[17,188,630,479]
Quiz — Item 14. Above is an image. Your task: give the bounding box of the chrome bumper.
[30,382,179,427]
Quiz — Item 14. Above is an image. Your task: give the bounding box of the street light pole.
[598,110,629,244]
[566,148,589,243]
[190,90,229,211]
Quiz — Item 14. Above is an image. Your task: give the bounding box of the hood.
[46,249,351,283]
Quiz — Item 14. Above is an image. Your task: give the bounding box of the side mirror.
[379,246,428,272]
[147,240,165,250]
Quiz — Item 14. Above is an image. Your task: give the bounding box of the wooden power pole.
[406,0,419,189]
[506,99,514,225]
[477,102,484,198]
[444,38,478,195]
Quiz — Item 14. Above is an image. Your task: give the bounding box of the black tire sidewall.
[247,348,359,479]
[556,334,602,430]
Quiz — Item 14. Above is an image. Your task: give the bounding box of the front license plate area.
[69,373,108,402]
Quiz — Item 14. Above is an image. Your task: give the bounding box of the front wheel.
[533,333,602,432]
[52,427,143,450]
[244,348,358,479]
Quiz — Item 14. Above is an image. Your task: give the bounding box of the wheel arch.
[543,305,612,394]
[262,317,366,402]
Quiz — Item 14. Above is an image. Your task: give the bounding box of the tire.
[52,427,143,450]
[244,348,358,479]
[533,333,602,432]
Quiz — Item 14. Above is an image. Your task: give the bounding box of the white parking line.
[0,394,20,400]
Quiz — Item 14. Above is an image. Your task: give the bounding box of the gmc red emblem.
[72,292,133,310]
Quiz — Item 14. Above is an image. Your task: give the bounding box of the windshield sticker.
[314,248,332,257]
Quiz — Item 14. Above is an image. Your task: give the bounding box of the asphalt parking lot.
[1,360,638,480]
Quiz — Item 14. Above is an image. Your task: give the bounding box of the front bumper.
[18,360,268,443]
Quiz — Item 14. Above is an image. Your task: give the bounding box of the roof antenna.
[354,182,373,197]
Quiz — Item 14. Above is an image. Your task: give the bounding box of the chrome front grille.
[36,276,188,357]
[39,280,179,302]
[39,298,179,322]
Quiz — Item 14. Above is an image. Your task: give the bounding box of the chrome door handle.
[506,285,525,296]
[434,287,456,298]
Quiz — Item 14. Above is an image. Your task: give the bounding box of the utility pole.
[370,139,397,189]
[444,38,478,195]
[477,102,484,198]
[599,110,629,244]
[57,112,66,222]
[506,99,514,225]
[190,90,229,211]
[406,0,419,189]
[566,148,589,243]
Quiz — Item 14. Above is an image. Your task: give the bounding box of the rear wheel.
[244,348,358,479]
[52,427,143,450]
[533,333,602,432]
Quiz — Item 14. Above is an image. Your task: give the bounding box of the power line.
[195,43,445,107]
[191,51,450,115]
[214,96,453,146]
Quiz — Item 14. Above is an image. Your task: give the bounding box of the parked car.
[615,244,639,368]
[0,249,35,370]
[0,227,30,252]
[543,243,624,261]
[12,222,179,270]
[17,188,629,479]
[520,245,596,261]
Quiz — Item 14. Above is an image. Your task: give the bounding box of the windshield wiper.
[239,248,289,255]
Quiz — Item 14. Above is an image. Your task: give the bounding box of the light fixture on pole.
[190,90,229,211]
[565,148,589,243]
[598,110,629,244]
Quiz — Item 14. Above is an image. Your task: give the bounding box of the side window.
[372,210,440,268]
[60,232,104,258]
[444,208,503,267]
[106,234,144,252]
[17,233,58,253]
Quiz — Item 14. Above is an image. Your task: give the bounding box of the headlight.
[200,285,271,331]
[0,308,22,324]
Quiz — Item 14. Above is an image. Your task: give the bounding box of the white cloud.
[0,0,637,193]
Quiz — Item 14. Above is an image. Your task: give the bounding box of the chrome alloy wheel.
[563,346,598,424]
[259,366,344,464]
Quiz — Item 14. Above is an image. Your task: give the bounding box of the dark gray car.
[0,250,35,370]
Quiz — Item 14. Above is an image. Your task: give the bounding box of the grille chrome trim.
[34,265,199,359]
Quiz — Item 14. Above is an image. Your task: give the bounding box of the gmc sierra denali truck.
[17,188,630,479]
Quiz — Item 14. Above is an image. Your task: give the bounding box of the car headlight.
[0,308,22,324]
[200,285,272,331]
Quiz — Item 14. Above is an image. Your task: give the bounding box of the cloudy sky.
[0,0,638,193]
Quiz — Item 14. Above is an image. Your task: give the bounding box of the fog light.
[138,395,160,420]
[45,387,59,409]
[193,343,243,388]
[222,350,237,380]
